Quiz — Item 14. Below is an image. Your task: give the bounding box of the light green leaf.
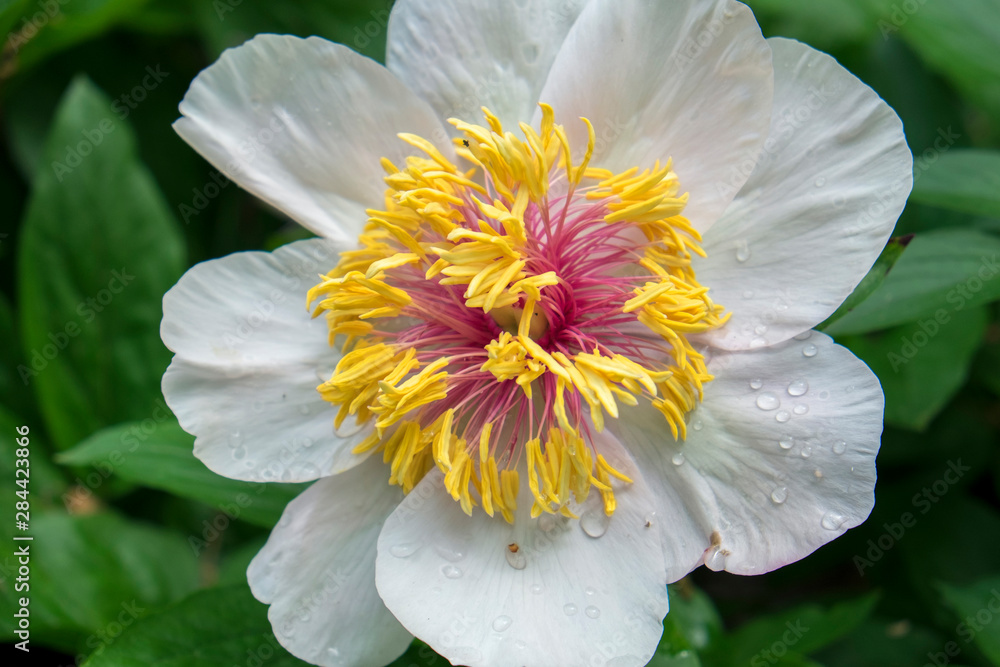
[746,0,874,49]
[938,577,1000,666]
[824,230,1000,335]
[0,511,199,652]
[841,307,989,430]
[58,420,308,528]
[17,76,185,450]
[819,235,911,330]
[82,585,311,667]
[910,150,1000,220]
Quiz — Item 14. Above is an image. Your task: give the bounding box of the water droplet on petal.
[564,603,578,616]
[505,545,527,570]
[815,177,827,188]
[800,446,813,459]
[515,640,527,650]
[492,615,512,632]
[389,543,420,558]
[750,378,763,390]
[580,510,610,538]
[833,440,848,455]
[779,436,794,450]
[787,379,809,396]
[522,43,539,64]
[803,344,818,358]
[775,410,791,423]
[756,392,780,410]
[735,239,751,263]
[585,587,597,597]
[231,445,247,460]
[671,452,686,466]
[755,325,768,336]
[531,584,543,595]
[441,565,462,579]
[771,487,788,504]
[819,390,830,400]
[794,331,813,341]
[704,546,727,572]
[821,511,848,531]
[585,606,601,619]
[793,404,809,415]
[750,337,767,348]
[692,418,703,431]
[434,545,466,563]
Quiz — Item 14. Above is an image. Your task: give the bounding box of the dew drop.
[434,545,466,563]
[833,440,848,455]
[787,379,809,397]
[505,546,527,570]
[794,331,813,341]
[522,43,540,64]
[750,337,767,348]
[326,648,343,665]
[819,390,830,400]
[704,546,727,572]
[671,452,686,466]
[580,509,610,538]
[231,445,247,460]
[749,378,763,390]
[441,565,462,579]
[492,615,512,632]
[779,436,794,450]
[585,587,597,597]
[756,392,780,410]
[692,418,703,431]
[531,584,543,595]
[800,446,813,459]
[793,404,809,415]
[390,543,418,559]
[803,344,818,358]
[735,239,751,263]
[775,410,791,423]
[754,324,768,336]
[515,640,527,650]
[585,606,601,619]
[563,603,578,616]
[815,177,827,188]
[821,511,847,531]
[771,487,788,504]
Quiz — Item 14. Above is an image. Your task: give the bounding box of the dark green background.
[1,0,999,665]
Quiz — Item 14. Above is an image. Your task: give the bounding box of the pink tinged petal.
[612,332,881,579]
[248,457,411,667]
[694,38,913,351]
[161,239,370,483]
[375,437,668,667]
[387,0,591,132]
[535,0,774,234]
[174,34,453,241]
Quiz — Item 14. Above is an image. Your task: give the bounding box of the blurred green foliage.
[0,0,998,665]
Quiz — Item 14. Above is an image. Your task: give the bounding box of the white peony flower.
[161,1,912,665]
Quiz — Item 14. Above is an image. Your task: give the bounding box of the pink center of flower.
[307,105,728,523]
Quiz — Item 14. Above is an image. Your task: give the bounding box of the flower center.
[308,105,729,524]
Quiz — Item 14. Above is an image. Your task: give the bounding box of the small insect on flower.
[164,1,912,665]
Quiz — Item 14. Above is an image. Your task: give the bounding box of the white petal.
[694,38,912,350]
[387,0,590,131]
[174,34,452,241]
[535,0,774,233]
[248,457,411,667]
[375,438,668,667]
[162,239,368,482]
[611,332,881,579]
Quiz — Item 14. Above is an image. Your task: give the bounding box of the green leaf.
[823,230,1000,336]
[386,639,450,667]
[819,235,911,330]
[82,585,311,667]
[841,307,989,430]
[938,577,1000,665]
[910,150,1000,220]
[814,619,949,667]
[746,0,874,49]
[702,594,880,667]
[0,511,199,651]
[863,0,1000,121]
[58,420,307,528]
[658,581,724,656]
[17,76,185,450]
